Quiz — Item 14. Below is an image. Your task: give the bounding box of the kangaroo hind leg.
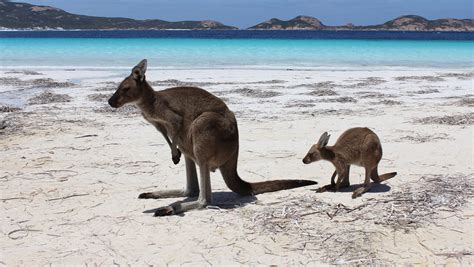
[154,164,212,216]
[335,164,350,191]
[316,170,337,193]
[352,166,372,199]
[139,157,199,199]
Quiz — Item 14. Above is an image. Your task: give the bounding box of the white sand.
[0,68,473,265]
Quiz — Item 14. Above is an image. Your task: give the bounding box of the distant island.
[0,0,237,30]
[0,0,472,31]
[249,15,474,32]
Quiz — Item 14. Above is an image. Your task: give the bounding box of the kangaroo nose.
[108,96,115,107]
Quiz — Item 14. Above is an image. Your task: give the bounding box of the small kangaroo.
[108,59,317,216]
[302,127,397,198]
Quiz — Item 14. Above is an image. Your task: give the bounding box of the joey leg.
[335,166,348,191]
[331,170,337,186]
[340,165,351,188]
[316,171,337,193]
[352,167,372,199]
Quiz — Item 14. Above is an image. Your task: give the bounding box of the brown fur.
[302,127,397,198]
[108,59,316,216]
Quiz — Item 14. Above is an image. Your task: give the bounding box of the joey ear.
[317,132,330,147]
[132,59,147,81]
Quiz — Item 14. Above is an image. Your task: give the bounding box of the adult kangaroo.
[108,59,317,216]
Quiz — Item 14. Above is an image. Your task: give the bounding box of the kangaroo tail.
[379,172,397,182]
[371,167,397,183]
[219,154,317,196]
[250,179,317,195]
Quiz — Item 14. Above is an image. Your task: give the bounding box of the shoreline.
[2,29,474,32]
[1,65,473,72]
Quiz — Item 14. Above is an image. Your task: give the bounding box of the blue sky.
[25,0,473,28]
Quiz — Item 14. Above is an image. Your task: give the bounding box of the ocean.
[0,30,473,69]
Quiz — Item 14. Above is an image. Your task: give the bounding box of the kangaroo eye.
[122,87,130,91]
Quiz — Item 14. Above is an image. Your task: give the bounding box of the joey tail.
[219,154,317,196]
[371,168,397,183]
[378,172,397,182]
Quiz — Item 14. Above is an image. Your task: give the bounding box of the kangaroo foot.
[315,184,336,193]
[172,149,181,165]
[139,192,159,199]
[139,189,197,199]
[154,206,175,216]
[352,186,370,199]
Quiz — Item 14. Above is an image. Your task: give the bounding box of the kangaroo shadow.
[142,191,257,216]
[313,182,391,194]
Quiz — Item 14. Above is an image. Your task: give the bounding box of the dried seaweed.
[28,91,72,105]
[0,77,75,88]
[87,93,111,102]
[0,113,26,135]
[243,173,473,264]
[291,81,336,90]
[452,98,474,107]
[377,99,402,105]
[439,72,474,80]
[399,133,449,143]
[252,80,286,84]
[94,87,116,92]
[150,79,194,87]
[230,88,282,98]
[0,77,23,86]
[322,96,358,103]
[306,89,338,96]
[356,92,385,98]
[395,76,445,82]
[0,105,22,113]
[409,89,440,94]
[29,78,75,88]
[352,77,387,87]
[414,113,473,126]
[285,100,316,108]
[373,174,473,228]
[94,105,139,117]
[315,109,355,116]
[367,99,402,105]
[5,70,43,75]
[285,99,317,108]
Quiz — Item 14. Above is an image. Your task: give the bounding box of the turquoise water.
[1,38,473,69]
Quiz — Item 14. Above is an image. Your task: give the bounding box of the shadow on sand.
[313,182,392,194]
[142,191,257,216]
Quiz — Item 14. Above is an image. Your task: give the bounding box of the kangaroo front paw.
[172,149,181,165]
[154,206,175,216]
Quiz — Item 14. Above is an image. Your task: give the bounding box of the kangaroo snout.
[108,94,119,108]
[302,156,310,164]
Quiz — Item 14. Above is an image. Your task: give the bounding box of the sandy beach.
[1,67,473,265]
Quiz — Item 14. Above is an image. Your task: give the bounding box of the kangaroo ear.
[132,59,147,81]
[317,132,330,147]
